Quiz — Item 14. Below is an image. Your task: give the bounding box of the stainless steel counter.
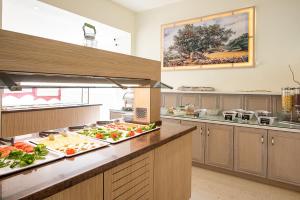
[161,114,300,133]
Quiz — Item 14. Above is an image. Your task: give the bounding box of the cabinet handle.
[207,128,210,137]
[200,127,203,135]
[261,136,264,144]
[271,137,275,145]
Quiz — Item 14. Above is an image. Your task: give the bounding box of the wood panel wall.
[46,174,103,200]
[0,30,160,81]
[161,92,282,113]
[1,105,100,137]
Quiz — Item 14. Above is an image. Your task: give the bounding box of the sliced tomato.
[1,146,16,152]
[136,128,143,133]
[66,148,76,155]
[110,132,118,139]
[14,142,27,149]
[95,133,104,139]
[23,146,34,153]
[127,131,135,137]
[0,150,10,158]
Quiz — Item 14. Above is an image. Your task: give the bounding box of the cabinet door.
[181,120,205,164]
[154,133,192,200]
[244,95,271,111]
[199,95,219,109]
[205,124,233,170]
[104,151,154,200]
[46,174,103,200]
[234,127,267,177]
[163,94,178,108]
[268,131,300,186]
[180,94,198,107]
[110,111,125,120]
[161,117,181,124]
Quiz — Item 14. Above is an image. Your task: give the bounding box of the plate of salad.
[77,122,159,144]
[0,141,64,177]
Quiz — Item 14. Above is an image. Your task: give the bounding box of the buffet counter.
[161,114,300,191]
[0,123,196,200]
[1,104,102,137]
[161,114,300,133]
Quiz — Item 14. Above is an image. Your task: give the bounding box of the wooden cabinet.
[180,94,198,107]
[220,95,243,110]
[268,130,300,186]
[46,174,103,200]
[104,151,154,200]
[110,110,130,120]
[1,105,100,137]
[244,95,271,111]
[162,94,178,108]
[205,124,234,170]
[199,95,219,109]
[154,133,192,200]
[181,120,205,164]
[234,127,267,177]
[161,117,180,124]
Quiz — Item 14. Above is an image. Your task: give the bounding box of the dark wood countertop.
[0,123,196,200]
[1,104,102,113]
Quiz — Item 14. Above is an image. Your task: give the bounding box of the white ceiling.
[112,0,184,12]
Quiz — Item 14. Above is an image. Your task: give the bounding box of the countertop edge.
[161,90,281,95]
[18,125,196,200]
[1,104,102,113]
[161,115,300,133]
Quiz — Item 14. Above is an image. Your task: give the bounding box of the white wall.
[135,0,300,92]
[40,0,136,54]
[3,0,131,55]
[0,0,2,28]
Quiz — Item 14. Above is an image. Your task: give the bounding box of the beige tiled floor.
[191,167,300,200]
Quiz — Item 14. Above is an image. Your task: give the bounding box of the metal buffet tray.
[0,142,64,177]
[78,126,161,144]
[29,133,109,157]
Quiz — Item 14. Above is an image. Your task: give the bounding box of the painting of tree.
[161,7,255,70]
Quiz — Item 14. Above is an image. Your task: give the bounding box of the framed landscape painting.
[161,7,255,70]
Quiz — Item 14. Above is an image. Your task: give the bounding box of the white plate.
[0,143,64,177]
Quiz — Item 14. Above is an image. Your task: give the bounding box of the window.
[2,88,85,107]
[1,0,133,120]
[2,0,131,54]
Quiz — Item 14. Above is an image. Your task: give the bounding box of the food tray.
[105,127,160,144]
[0,143,64,177]
[78,126,160,144]
[29,133,109,157]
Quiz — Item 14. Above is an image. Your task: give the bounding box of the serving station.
[160,91,300,191]
[0,29,195,200]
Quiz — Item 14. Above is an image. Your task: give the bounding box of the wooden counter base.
[0,123,195,200]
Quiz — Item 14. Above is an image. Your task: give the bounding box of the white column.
[0,0,2,29]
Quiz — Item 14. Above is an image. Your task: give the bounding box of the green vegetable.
[10,160,19,169]
[19,154,35,167]
[34,144,48,158]
[8,150,23,160]
[0,159,11,168]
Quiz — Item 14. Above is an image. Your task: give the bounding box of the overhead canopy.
[0,30,161,81]
[0,72,172,91]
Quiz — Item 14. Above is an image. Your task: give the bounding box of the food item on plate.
[35,133,103,155]
[66,148,76,155]
[126,131,135,137]
[78,122,157,142]
[0,143,48,169]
